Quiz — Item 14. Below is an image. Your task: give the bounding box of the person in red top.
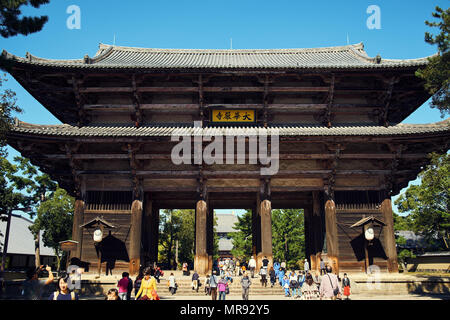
[117,272,130,300]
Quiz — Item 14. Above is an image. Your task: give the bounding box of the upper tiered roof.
[2,42,432,70]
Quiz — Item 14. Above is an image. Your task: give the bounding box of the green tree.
[176,209,195,267]
[1,156,56,269]
[29,188,74,271]
[158,209,181,269]
[1,0,50,148]
[394,152,449,250]
[0,74,21,155]
[393,212,416,271]
[416,6,450,116]
[0,0,49,38]
[229,210,253,262]
[271,209,305,269]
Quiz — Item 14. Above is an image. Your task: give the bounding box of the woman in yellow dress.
[135,267,158,300]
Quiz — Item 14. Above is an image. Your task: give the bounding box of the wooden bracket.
[324,73,335,128]
[72,75,86,127]
[131,74,143,127]
[380,76,400,127]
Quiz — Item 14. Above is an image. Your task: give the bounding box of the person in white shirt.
[248,256,256,278]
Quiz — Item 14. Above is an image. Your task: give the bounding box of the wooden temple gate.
[4,43,450,275]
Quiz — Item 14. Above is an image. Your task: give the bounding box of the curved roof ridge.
[96,42,366,54]
[12,118,450,131]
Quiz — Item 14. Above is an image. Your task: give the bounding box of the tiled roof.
[10,120,450,138]
[2,42,432,70]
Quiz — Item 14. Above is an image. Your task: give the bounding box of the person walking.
[259,266,268,287]
[319,266,341,300]
[204,275,211,295]
[241,272,252,300]
[269,266,276,288]
[298,271,305,298]
[192,270,200,292]
[135,267,158,300]
[301,274,320,300]
[319,258,326,276]
[209,270,219,300]
[154,266,162,284]
[278,267,285,287]
[168,272,177,295]
[22,265,54,300]
[48,275,79,300]
[342,273,351,300]
[282,274,290,297]
[304,259,310,272]
[235,260,241,276]
[218,275,228,300]
[117,272,130,300]
[288,270,299,298]
[248,256,256,278]
[262,256,270,270]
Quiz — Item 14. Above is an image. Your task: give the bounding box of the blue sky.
[2,0,448,216]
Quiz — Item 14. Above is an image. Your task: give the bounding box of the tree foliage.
[0,74,21,155]
[394,152,450,250]
[0,155,56,221]
[229,210,253,261]
[229,208,305,269]
[271,209,305,269]
[0,0,49,38]
[416,6,450,116]
[29,187,74,270]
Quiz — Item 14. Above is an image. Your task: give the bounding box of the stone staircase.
[81,272,286,297]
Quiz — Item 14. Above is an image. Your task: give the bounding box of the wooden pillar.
[206,201,214,272]
[311,191,322,272]
[257,199,273,270]
[304,206,312,268]
[252,194,261,260]
[71,199,84,260]
[143,194,158,267]
[381,196,399,273]
[129,199,143,275]
[325,199,339,275]
[194,199,209,275]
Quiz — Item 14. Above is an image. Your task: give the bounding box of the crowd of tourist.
[11,256,351,301]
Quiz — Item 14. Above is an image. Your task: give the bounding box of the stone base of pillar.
[327,255,339,275]
[129,258,140,276]
[387,258,399,273]
[194,253,209,275]
[207,255,213,272]
[310,254,317,272]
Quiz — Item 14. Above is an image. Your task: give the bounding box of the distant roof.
[216,213,239,233]
[218,238,234,252]
[2,42,433,70]
[10,119,450,138]
[0,214,55,256]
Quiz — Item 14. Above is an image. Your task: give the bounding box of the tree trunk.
[34,233,41,268]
